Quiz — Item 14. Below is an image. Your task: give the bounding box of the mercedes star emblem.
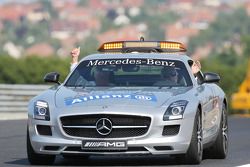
[96,118,112,135]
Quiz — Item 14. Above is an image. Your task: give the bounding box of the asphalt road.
[0,117,250,167]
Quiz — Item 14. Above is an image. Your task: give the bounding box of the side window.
[195,71,204,85]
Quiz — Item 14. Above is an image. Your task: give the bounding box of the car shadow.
[5,155,186,166]
[5,158,30,166]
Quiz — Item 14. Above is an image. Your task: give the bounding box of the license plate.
[82,140,127,150]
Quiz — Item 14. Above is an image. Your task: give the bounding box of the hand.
[71,47,80,64]
[71,47,80,58]
[192,60,201,75]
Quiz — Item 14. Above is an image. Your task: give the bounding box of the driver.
[154,67,179,86]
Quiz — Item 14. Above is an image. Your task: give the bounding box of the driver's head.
[161,67,178,83]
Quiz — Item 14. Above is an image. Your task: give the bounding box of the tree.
[241,35,250,59]
[0,56,70,84]
[188,8,250,54]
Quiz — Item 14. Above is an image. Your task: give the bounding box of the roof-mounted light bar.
[98,39,186,53]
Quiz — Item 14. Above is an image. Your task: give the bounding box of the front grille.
[60,114,151,138]
[162,125,180,136]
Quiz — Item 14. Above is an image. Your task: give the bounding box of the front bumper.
[28,113,195,156]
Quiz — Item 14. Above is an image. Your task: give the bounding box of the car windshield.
[65,58,192,87]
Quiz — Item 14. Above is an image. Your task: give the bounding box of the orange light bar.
[160,42,186,51]
[103,42,123,50]
[98,40,186,52]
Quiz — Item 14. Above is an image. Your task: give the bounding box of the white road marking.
[0,113,27,120]
[236,164,250,167]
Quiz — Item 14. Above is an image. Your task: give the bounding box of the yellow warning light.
[160,42,186,51]
[103,42,123,50]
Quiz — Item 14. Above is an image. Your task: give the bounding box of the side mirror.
[203,72,220,83]
[44,72,61,84]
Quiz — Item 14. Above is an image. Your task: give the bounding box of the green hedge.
[0,56,70,84]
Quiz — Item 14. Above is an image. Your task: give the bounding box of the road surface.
[0,116,250,167]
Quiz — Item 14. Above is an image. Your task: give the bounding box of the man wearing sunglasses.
[154,67,179,86]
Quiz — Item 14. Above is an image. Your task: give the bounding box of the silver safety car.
[27,40,228,165]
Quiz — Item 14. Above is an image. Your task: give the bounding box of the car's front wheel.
[185,110,203,164]
[174,110,203,164]
[27,129,56,165]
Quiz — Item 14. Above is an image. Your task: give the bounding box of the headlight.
[163,100,188,121]
[34,101,50,121]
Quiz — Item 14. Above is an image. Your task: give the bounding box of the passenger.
[191,60,203,84]
[191,60,201,76]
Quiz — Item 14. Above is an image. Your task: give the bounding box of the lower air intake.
[162,125,180,136]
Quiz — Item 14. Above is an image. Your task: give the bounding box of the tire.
[185,110,203,164]
[27,129,56,165]
[207,104,228,159]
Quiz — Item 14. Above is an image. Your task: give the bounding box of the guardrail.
[0,84,50,112]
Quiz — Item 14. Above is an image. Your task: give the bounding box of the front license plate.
[82,140,127,150]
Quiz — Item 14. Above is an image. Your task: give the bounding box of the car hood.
[55,86,192,108]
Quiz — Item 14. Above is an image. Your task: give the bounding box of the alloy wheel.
[197,115,203,159]
[222,108,228,154]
